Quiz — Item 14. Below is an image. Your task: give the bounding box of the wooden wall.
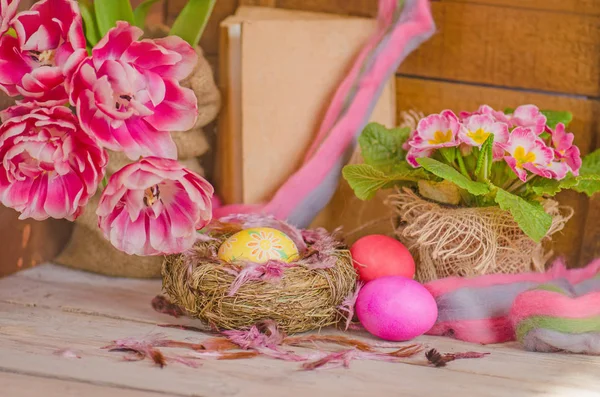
[1,0,597,276]
[164,0,600,267]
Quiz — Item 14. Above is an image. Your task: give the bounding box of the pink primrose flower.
[458,113,509,158]
[508,105,547,134]
[549,123,581,176]
[458,105,510,124]
[408,110,460,150]
[499,127,555,182]
[406,146,433,168]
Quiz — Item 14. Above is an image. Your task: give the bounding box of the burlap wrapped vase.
[56,46,221,278]
[387,188,573,283]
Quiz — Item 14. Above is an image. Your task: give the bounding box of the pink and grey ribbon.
[213,0,435,227]
[424,258,600,353]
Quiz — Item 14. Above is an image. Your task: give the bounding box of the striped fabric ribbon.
[511,282,600,354]
[424,258,600,345]
[213,0,435,228]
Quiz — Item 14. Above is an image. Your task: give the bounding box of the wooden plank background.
[164,0,600,268]
[176,0,599,268]
[1,0,598,276]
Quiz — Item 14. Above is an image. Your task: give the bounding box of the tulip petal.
[148,36,197,80]
[122,117,177,160]
[92,21,143,68]
[144,79,197,132]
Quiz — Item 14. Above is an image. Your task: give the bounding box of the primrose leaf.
[342,164,425,200]
[494,188,552,243]
[532,166,600,197]
[571,149,600,196]
[549,150,600,197]
[416,157,489,196]
[567,175,600,196]
[530,178,562,196]
[541,110,573,129]
[358,123,410,170]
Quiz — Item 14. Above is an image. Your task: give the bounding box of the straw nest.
[161,215,358,334]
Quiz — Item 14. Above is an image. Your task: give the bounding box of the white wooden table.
[1,264,599,397]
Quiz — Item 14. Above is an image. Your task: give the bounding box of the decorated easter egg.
[350,234,415,282]
[356,276,437,341]
[218,227,299,263]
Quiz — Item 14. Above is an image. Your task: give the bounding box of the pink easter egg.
[350,234,415,282]
[356,276,438,341]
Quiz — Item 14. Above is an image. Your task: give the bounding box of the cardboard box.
[217,6,396,237]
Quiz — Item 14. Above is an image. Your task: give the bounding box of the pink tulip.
[0,104,107,221]
[70,22,198,160]
[0,0,19,36]
[97,157,213,256]
[0,0,86,103]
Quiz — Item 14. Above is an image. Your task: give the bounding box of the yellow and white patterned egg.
[217,227,299,264]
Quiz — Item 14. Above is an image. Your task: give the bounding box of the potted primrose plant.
[343,105,600,282]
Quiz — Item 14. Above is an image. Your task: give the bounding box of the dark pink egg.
[356,276,438,341]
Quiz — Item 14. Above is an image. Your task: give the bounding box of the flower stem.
[456,152,470,179]
[507,174,536,193]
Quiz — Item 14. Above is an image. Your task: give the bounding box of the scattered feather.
[227,261,288,296]
[425,348,490,367]
[300,227,345,270]
[150,350,167,368]
[103,321,443,372]
[302,345,424,370]
[302,350,353,370]
[347,323,365,331]
[188,350,260,360]
[195,232,217,243]
[223,320,284,350]
[284,334,375,351]
[338,281,363,331]
[201,337,239,351]
[283,333,415,353]
[151,295,185,318]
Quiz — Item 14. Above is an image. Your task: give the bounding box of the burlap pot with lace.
[55,46,221,278]
[386,188,573,283]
